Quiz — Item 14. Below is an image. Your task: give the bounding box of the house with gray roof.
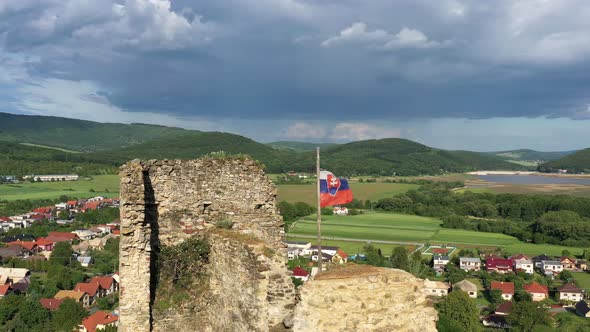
[459,257,481,272]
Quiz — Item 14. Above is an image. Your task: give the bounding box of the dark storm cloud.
[1,0,590,122]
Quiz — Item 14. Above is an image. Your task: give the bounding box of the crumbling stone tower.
[118,157,295,331]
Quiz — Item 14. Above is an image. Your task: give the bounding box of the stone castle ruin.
[118,157,437,331]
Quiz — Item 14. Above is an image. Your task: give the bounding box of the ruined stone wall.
[119,158,295,331]
[293,265,438,332]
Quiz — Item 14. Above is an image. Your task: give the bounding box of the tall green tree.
[50,242,75,267]
[51,299,88,332]
[390,246,409,270]
[507,301,548,332]
[436,291,481,332]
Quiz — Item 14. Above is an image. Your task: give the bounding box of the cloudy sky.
[1,0,590,151]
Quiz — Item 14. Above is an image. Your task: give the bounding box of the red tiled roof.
[67,200,78,206]
[33,207,52,214]
[84,202,101,210]
[510,254,529,261]
[560,256,576,264]
[74,282,101,297]
[34,237,54,246]
[292,266,309,277]
[48,232,77,240]
[91,276,114,290]
[0,217,10,222]
[44,236,71,244]
[82,311,118,332]
[40,298,64,311]
[523,282,548,295]
[0,284,11,296]
[112,230,120,235]
[8,241,37,251]
[559,283,583,294]
[491,281,514,295]
[335,249,348,259]
[486,258,513,270]
[29,214,46,220]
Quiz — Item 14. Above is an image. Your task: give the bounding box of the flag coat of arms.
[319,170,353,207]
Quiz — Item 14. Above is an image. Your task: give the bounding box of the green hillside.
[539,148,590,173]
[0,141,116,176]
[286,138,526,176]
[83,132,294,173]
[0,112,189,152]
[490,149,573,162]
[267,141,339,152]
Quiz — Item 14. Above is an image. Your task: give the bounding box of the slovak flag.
[320,170,353,207]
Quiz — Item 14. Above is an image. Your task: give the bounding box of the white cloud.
[285,122,327,139]
[284,121,401,141]
[321,22,448,49]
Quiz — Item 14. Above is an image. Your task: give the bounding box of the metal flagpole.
[316,147,323,273]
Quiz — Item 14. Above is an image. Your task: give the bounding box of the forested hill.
[0,141,116,176]
[0,112,189,152]
[489,149,574,162]
[266,141,339,152]
[283,138,527,176]
[538,148,590,173]
[83,132,294,173]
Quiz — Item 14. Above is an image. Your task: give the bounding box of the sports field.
[277,182,419,206]
[287,212,587,257]
[0,175,120,201]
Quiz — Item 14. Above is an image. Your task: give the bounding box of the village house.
[332,207,349,216]
[482,302,513,329]
[72,230,97,240]
[560,257,577,271]
[0,267,30,285]
[74,282,101,305]
[577,260,589,271]
[0,244,31,259]
[453,279,478,298]
[91,276,119,296]
[292,266,309,282]
[423,279,449,297]
[40,298,64,311]
[559,283,584,303]
[331,249,348,264]
[54,290,90,307]
[80,311,119,332]
[576,301,590,318]
[308,245,340,257]
[532,254,552,268]
[459,257,481,272]
[433,255,450,273]
[491,281,514,301]
[486,257,513,274]
[34,238,54,252]
[541,260,564,276]
[510,254,534,274]
[523,282,548,302]
[495,302,513,316]
[77,256,93,267]
[48,232,78,241]
[286,241,311,260]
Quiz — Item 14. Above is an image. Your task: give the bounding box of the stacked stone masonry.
[119,158,295,331]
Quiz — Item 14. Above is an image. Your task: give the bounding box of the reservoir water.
[477,175,590,185]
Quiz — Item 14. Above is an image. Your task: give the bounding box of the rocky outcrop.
[293,264,438,332]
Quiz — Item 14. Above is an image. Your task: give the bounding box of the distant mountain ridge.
[0,112,190,152]
[0,112,554,176]
[539,148,590,173]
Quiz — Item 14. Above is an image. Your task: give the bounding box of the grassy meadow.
[0,175,120,201]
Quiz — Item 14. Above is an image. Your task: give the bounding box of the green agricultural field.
[290,213,441,243]
[0,175,120,201]
[431,229,520,246]
[504,243,586,257]
[277,182,419,206]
